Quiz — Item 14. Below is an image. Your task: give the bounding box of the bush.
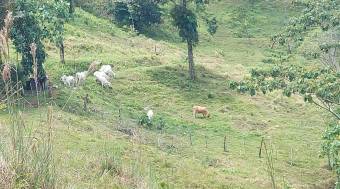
[111,1,130,26]
[109,0,162,33]
[74,0,111,16]
[139,114,152,128]
[322,123,340,182]
[138,114,166,130]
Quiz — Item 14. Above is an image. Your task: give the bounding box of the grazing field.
[0,0,334,188]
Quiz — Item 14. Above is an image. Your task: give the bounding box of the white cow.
[147,110,154,121]
[75,71,88,85]
[94,71,111,87]
[61,75,75,87]
[99,65,115,78]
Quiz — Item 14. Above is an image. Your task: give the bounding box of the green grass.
[0,1,334,188]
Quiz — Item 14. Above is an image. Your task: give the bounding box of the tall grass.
[0,11,56,188]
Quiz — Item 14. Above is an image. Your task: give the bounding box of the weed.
[100,153,122,176]
[139,114,152,128]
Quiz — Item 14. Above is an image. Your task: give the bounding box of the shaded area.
[147,64,234,103]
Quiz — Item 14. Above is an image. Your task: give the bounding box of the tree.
[69,0,75,14]
[230,0,340,186]
[110,0,162,32]
[271,0,339,56]
[11,0,47,78]
[0,0,8,65]
[170,0,217,80]
[0,0,10,27]
[111,1,131,27]
[43,0,70,64]
[11,0,70,79]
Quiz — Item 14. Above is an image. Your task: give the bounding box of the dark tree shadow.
[146,65,235,103]
[141,24,182,44]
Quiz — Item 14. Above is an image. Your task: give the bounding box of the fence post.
[189,132,193,146]
[259,137,264,158]
[224,135,227,152]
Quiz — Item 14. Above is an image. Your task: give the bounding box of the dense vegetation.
[0,0,338,188]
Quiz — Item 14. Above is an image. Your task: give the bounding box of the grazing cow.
[147,109,154,121]
[94,71,111,87]
[88,60,101,74]
[193,106,210,118]
[99,65,115,78]
[75,71,88,85]
[61,75,75,87]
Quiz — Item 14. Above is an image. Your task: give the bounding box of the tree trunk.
[60,41,65,64]
[187,40,195,80]
[182,0,187,7]
[69,0,75,14]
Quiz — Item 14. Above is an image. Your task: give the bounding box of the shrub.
[138,113,166,130]
[139,114,152,128]
[156,117,166,130]
[322,123,340,186]
[110,1,131,26]
[109,0,162,33]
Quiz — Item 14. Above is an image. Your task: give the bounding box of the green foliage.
[322,123,340,168]
[11,0,69,77]
[170,5,198,44]
[229,6,256,38]
[130,0,162,32]
[230,65,340,118]
[0,0,9,27]
[110,1,130,26]
[139,114,153,128]
[43,0,70,47]
[73,0,112,16]
[322,122,340,187]
[206,17,218,35]
[156,117,166,130]
[139,114,166,130]
[11,0,47,78]
[272,0,339,52]
[110,0,162,33]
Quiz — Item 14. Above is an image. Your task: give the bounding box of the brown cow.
[193,106,210,118]
[88,60,101,74]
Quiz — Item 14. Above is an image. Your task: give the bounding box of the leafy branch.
[229,65,340,120]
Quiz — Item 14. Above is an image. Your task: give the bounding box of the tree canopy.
[10,0,69,78]
[110,0,162,32]
[169,0,217,80]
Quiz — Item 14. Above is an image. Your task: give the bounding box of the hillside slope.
[0,1,333,188]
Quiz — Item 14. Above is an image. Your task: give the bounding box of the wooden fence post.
[224,135,227,152]
[259,137,264,158]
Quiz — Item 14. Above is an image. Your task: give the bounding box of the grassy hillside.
[0,1,334,188]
